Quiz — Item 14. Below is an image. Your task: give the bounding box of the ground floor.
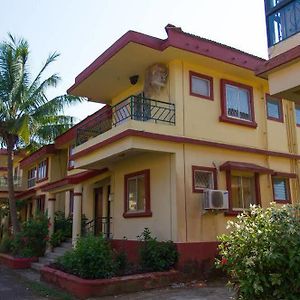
[15,140,300,268]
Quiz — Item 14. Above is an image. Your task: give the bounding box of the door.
[94,188,103,235]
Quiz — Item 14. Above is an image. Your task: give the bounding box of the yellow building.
[14,23,300,267]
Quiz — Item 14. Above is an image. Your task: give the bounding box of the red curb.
[0,253,38,269]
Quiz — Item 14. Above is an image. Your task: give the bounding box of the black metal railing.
[83,217,112,239]
[76,95,175,145]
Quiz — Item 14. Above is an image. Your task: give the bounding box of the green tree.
[0,34,84,234]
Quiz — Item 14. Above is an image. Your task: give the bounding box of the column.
[72,184,82,245]
[47,193,56,237]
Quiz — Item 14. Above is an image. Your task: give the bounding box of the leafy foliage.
[216,205,300,300]
[0,235,13,253]
[138,228,178,272]
[10,213,49,257]
[57,235,116,279]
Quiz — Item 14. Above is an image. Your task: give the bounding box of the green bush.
[53,211,72,240]
[216,204,300,300]
[50,230,65,248]
[0,235,13,253]
[11,213,49,257]
[138,228,178,272]
[57,234,116,279]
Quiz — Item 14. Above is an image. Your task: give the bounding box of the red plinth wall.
[110,240,219,270]
[41,267,184,299]
[0,253,38,269]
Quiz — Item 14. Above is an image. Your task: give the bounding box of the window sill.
[219,115,257,128]
[224,210,243,217]
[123,211,152,218]
[67,166,75,171]
[36,177,48,183]
[190,92,214,101]
[267,116,284,123]
[274,199,291,204]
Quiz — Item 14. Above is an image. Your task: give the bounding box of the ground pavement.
[0,265,234,300]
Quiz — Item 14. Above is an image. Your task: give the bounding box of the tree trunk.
[6,139,20,234]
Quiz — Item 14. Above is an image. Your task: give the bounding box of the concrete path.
[0,265,46,300]
[92,280,234,300]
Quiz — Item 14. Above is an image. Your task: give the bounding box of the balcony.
[76,95,176,146]
[0,176,22,191]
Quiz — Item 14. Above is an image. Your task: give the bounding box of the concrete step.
[60,242,72,249]
[31,262,44,272]
[38,257,56,265]
[45,252,64,259]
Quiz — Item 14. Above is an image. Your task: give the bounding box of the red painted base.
[0,253,38,269]
[110,240,219,271]
[41,267,184,299]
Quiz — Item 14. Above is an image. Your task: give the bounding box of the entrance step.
[30,240,73,273]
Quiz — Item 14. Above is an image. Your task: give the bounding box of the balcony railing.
[0,176,22,189]
[76,95,175,146]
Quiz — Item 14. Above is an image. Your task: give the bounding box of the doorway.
[94,187,103,235]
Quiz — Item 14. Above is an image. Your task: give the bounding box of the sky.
[0,0,268,123]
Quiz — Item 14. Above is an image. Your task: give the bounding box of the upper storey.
[258,0,300,101]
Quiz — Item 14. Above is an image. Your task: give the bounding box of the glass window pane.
[191,76,210,97]
[296,105,300,125]
[231,176,243,209]
[239,89,250,120]
[137,176,145,211]
[194,170,213,189]
[127,178,137,211]
[242,177,256,208]
[226,85,240,118]
[273,178,288,200]
[267,98,281,119]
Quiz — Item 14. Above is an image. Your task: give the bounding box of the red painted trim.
[0,167,8,171]
[20,145,56,168]
[219,161,274,174]
[41,266,183,299]
[68,26,265,95]
[266,94,284,123]
[55,105,112,148]
[16,188,36,199]
[219,79,257,128]
[189,71,214,100]
[48,198,56,201]
[36,158,49,183]
[41,169,108,192]
[192,165,217,193]
[273,172,297,178]
[123,169,152,218]
[256,44,300,76]
[272,176,292,204]
[71,129,300,161]
[0,254,38,269]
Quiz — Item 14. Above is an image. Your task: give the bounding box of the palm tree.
[0,34,84,234]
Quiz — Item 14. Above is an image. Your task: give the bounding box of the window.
[27,167,36,188]
[231,175,257,210]
[192,166,217,193]
[295,105,300,126]
[220,79,257,128]
[272,177,291,203]
[37,159,48,181]
[68,145,75,170]
[266,95,283,122]
[189,71,214,100]
[266,0,300,46]
[36,195,45,212]
[123,169,152,218]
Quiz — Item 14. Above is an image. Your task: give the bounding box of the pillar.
[72,184,82,245]
[47,193,56,237]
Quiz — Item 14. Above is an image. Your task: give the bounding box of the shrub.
[50,230,65,248]
[216,204,300,300]
[53,211,72,240]
[11,213,49,257]
[57,234,116,279]
[138,228,178,272]
[0,235,12,253]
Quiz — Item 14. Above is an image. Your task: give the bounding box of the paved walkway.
[0,265,46,300]
[93,281,234,300]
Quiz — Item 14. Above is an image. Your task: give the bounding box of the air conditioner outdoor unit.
[203,189,229,210]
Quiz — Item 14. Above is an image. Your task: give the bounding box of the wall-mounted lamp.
[129,75,139,85]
